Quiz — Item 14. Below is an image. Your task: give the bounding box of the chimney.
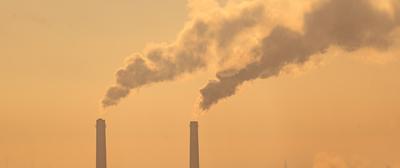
[190,121,199,168]
[96,119,107,168]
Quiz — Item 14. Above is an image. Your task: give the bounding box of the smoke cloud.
[199,0,400,110]
[103,0,400,110]
[102,1,266,107]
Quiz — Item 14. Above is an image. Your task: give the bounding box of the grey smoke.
[102,2,265,107]
[200,0,400,110]
[103,0,400,110]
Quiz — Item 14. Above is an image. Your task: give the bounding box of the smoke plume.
[199,0,400,110]
[103,0,400,110]
[102,1,265,107]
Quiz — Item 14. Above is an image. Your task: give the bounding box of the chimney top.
[190,121,198,127]
[96,119,106,127]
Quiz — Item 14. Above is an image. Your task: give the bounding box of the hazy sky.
[1,0,400,168]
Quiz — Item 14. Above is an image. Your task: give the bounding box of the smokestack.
[190,121,199,168]
[96,119,107,168]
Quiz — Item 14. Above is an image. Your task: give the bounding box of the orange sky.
[0,0,400,168]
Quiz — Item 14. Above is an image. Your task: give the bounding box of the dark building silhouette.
[190,121,199,168]
[96,119,107,168]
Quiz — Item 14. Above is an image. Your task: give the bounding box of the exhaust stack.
[96,119,107,168]
[190,121,199,168]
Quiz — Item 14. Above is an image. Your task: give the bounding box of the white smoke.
[102,0,266,107]
[103,0,400,110]
[199,0,400,110]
